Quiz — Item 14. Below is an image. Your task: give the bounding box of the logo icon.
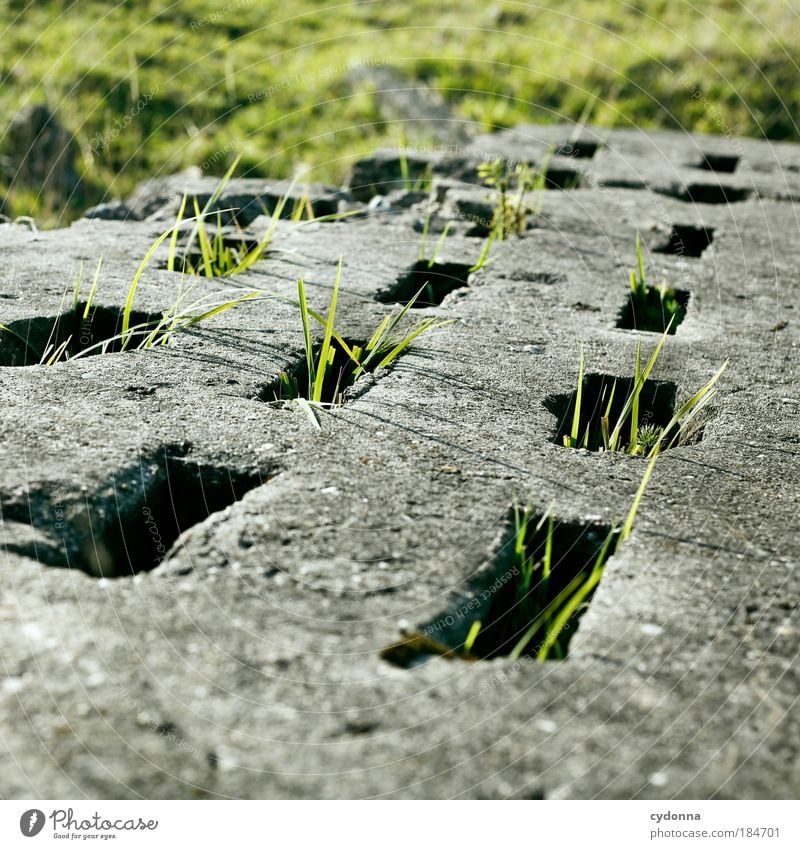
[19,809,45,837]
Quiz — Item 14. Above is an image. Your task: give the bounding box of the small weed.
[477,154,549,239]
[560,328,727,455]
[621,234,688,333]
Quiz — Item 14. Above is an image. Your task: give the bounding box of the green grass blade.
[174,292,260,329]
[311,256,342,403]
[509,570,586,660]
[229,180,295,275]
[620,450,659,541]
[297,277,316,392]
[609,321,672,451]
[44,335,72,366]
[655,360,729,453]
[630,341,641,453]
[183,154,241,255]
[428,221,452,267]
[537,529,617,661]
[83,258,103,320]
[636,232,646,287]
[464,620,482,654]
[469,232,495,272]
[167,193,188,273]
[121,225,174,345]
[543,513,554,579]
[365,315,393,354]
[193,198,214,278]
[376,318,451,368]
[569,344,585,447]
[418,206,431,262]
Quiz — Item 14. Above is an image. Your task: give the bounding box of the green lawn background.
[1,0,796,223]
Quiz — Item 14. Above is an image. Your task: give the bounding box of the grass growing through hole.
[465,445,663,663]
[166,156,354,279]
[1,223,260,365]
[505,505,619,660]
[417,206,453,266]
[477,154,549,239]
[563,324,728,455]
[626,234,687,333]
[273,257,451,408]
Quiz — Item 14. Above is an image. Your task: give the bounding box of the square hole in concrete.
[380,509,619,666]
[697,153,739,173]
[0,304,164,366]
[617,285,689,334]
[556,140,599,159]
[3,447,266,577]
[544,373,680,453]
[654,225,714,258]
[673,183,752,204]
[544,165,583,189]
[377,260,471,307]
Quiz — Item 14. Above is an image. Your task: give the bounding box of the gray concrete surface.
[0,124,798,799]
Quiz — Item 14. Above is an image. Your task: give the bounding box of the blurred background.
[0,0,797,227]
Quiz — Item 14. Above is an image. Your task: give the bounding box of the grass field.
[1,0,797,224]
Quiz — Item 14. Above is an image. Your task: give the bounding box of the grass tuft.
[624,234,688,333]
[563,326,727,455]
[272,258,451,407]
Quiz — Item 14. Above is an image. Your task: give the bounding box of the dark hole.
[617,286,689,334]
[380,510,619,667]
[555,141,599,159]
[377,260,471,307]
[90,457,262,577]
[544,373,678,453]
[670,183,752,204]
[0,304,163,366]
[544,166,583,190]
[4,448,265,577]
[697,153,739,173]
[653,225,714,258]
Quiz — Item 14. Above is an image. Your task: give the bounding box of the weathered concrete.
[0,124,798,799]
